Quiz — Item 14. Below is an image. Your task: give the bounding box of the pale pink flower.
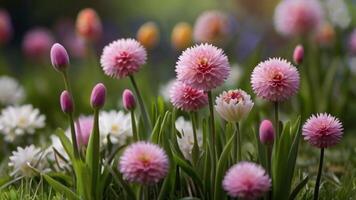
[223,162,271,199]
[170,81,208,112]
[22,28,54,60]
[302,113,343,148]
[293,44,304,65]
[75,116,93,147]
[100,38,147,79]
[175,43,230,91]
[119,142,169,184]
[274,0,323,37]
[251,58,300,102]
[215,89,254,122]
[348,29,356,55]
[193,10,231,45]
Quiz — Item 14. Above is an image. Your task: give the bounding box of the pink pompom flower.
[175,43,230,91]
[100,38,147,79]
[193,10,231,45]
[75,116,94,147]
[223,162,271,199]
[302,113,343,148]
[170,81,208,112]
[251,58,300,102]
[22,28,55,60]
[274,0,323,37]
[119,141,169,184]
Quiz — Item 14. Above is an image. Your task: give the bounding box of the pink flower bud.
[90,83,106,109]
[0,9,12,45]
[293,45,304,65]
[60,90,73,113]
[259,120,275,145]
[51,43,69,72]
[122,89,136,110]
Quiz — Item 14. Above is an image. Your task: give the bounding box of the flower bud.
[122,89,136,110]
[293,44,304,65]
[171,22,192,50]
[136,22,160,49]
[76,8,102,41]
[51,43,69,72]
[90,83,106,109]
[259,120,275,145]
[60,90,73,113]
[0,9,12,45]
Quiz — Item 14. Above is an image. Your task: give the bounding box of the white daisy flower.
[0,76,25,105]
[0,104,46,142]
[175,117,203,160]
[99,110,132,145]
[159,79,176,101]
[325,0,351,29]
[9,145,43,177]
[47,134,69,167]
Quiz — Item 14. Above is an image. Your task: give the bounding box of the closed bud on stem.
[293,44,304,65]
[259,120,275,145]
[122,89,136,110]
[60,90,73,113]
[90,83,106,109]
[51,43,69,72]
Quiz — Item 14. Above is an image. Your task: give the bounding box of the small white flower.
[99,110,132,145]
[175,117,203,160]
[215,89,254,122]
[47,134,69,168]
[159,79,176,101]
[325,0,351,29]
[0,104,45,142]
[9,145,43,177]
[0,76,25,105]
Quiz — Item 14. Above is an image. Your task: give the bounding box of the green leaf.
[55,128,74,161]
[43,173,80,200]
[214,131,234,200]
[289,176,309,200]
[109,167,136,199]
[150,115,162,144]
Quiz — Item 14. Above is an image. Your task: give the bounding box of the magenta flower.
[50,43,70,72]
[90,83,106,109]
[75,116,94,147]
[251,58,300,102]
[259,120,275,145]
[60,90,73,113]
[22,28,54,60]
[175,43,230,91]
[119,142,169,185]
[0,9,12,45]
[100,38,147,79]
[293,44,304,65]
[223,162,271,199]
[122,89,136,111]
[274,0,323,37]
[193,10,231,45]
[302,113,343,148]
[348,29,356,55]
[170,81,208,112]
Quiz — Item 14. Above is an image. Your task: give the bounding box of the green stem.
[68,114,80,159]
[267,145,272,200]
[129,75,152,133]
[207,91,216,156]
[131,110,139,141]
[236,122,241,162]
[190,112,200,167]
[274,102,279,141]
[313,148,324,200]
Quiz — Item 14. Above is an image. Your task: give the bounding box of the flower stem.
[267,145,272,200]
[233,122,241,162]
[130,110,139,141]
[68,114,79,159]
[207,91,216,156]
[129,75,151,133]
[190,112,200,167]
[274,102,279,140]
[313,148,324,200]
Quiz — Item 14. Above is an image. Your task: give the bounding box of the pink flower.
[0,9,12,45]
[193,10,231,45]
[90,83,106,109]
[175,43,230,91]
[223,162,271,199]
[170,81,208,112]
[22,28,55,60]
[293,44,304,65]
[122,89,136,110]
[348,29,356,55]
[76,8,102,41]
[302,113,343,148]
[50,43,70,72]
[100,38,147,79]
[119,142,169,184]
[60,90,73,113]
[251,58,300,102]
[274,0,323,37]
[75,116,94,147]
[259,120,275,145]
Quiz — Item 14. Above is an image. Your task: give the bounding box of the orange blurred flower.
[136,22,160,49]
[171,22,192,50]
[76,8,102,42]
